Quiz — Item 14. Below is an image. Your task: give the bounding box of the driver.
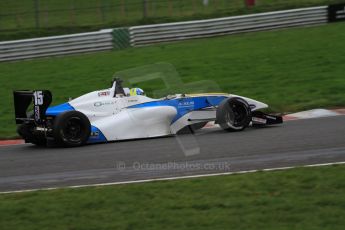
[129,88,145,96]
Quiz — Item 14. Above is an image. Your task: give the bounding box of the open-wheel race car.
[13,78,282,147]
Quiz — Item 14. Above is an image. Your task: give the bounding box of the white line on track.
[1,161,345,195]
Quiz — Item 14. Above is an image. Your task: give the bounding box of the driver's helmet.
[129,88,145,96]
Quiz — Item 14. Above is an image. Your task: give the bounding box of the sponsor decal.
[34,105,40,122]
[128,99,138,103]
[98,91,110,97]
[90,131,100,137]
[178,100,195,108]
[94,101,115,107]
[252,117,266,124]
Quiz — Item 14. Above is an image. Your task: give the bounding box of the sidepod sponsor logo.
[178,100,195,109]
[94,101,116,107]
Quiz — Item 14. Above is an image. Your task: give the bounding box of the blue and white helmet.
[129,88,145,96]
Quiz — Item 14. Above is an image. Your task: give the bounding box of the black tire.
[216,97,252,132]
[53,111,91,147]
[17,123,47,146]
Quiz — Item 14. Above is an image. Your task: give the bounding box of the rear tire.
[216,97,251,132]
[53,111,91,147]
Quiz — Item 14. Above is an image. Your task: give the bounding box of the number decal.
[34,91,44,105]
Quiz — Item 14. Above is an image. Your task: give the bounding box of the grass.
[0,0,344,41]
[0,164,344,230]
[1,23,345,138]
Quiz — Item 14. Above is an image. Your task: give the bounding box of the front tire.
[53,111,91,147]
[216,97,252,132]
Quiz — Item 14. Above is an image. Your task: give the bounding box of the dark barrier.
[328,3,345,22]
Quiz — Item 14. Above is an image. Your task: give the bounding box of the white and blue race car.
[13,78,282,147]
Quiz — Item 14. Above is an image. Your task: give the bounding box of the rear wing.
[13,90,52,124]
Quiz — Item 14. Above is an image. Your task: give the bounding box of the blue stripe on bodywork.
[46,103,75,116]
[128,96,227,123]
[87,126,107,144]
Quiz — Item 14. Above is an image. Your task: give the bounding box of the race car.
[13,78,282,147]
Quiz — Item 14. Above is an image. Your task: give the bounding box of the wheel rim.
[232,103,247,125]
[61,117,83,143]
[225,102,248,128]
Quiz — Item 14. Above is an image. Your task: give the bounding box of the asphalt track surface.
[0,116,344,192]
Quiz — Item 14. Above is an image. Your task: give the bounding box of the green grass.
[0,164,345,230]
[1,23,345,138]
[0,0,344,41]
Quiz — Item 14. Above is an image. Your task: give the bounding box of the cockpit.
[111,78,145,98]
